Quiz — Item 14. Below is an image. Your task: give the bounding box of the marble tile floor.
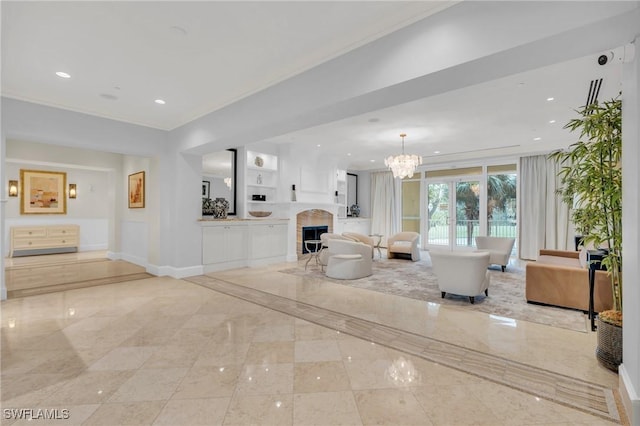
[4,252,152,299]
[1,257,627,425]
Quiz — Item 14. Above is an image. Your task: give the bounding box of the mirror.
[347,172,358,215]
[202,148,236,215]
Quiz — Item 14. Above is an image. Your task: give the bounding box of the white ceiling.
[1,1,454,130]
[1,1,625,172]
[264,53,623,170]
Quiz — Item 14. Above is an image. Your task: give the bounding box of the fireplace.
[301,225,329,254]
[295,208,334,259]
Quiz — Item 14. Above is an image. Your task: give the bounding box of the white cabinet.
[250,222,287,260]
[10,224,80,257]
[202,223,248,264]
[337,218,371,235]
[202,219,288,272]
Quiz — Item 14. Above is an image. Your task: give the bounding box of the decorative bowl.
[248,211,272,217]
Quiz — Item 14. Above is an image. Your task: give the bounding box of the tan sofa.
[525,249,613,312]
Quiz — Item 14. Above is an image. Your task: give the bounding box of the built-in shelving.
[246,150,279,218]
[336,169,347,218]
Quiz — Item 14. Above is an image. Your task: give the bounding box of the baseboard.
[106,251,120,260]
[119,253,147,268]
[147,264,203,279]
[79,243,108,252]
[619,364,640,425]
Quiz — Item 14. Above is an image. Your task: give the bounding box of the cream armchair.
[325,240,373,280]
[318,233,352,269]
[475,236,516,272]
[387,232,420,261]
[429,250,491,304]
[342,232,375,258]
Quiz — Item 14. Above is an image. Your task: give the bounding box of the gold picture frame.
[128,171,145,208]
[20,169,67,215]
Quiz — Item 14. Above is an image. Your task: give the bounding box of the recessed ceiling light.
[370,159,376,163]
[434,150,441,154]
[55,71,71,79]
[154,99,166,105]
[99,93,118,100]
[347,153,351,156]
[549,120,556,124]
[546,97,554,101]
[317,144,321,147]
[533,137,542,141]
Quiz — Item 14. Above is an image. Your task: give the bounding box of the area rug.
[280,257,588,333]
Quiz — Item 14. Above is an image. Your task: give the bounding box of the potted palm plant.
[549,97,622,371]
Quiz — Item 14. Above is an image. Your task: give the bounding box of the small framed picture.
[128,171,145,209]
[202,180,211,198]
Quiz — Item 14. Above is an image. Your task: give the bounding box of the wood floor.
[4,251,153,299]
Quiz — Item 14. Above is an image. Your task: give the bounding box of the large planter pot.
[596,317,622,372]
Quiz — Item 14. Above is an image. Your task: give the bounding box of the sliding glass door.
[426,182,450,246]
[455,180,480,247]
[426,178,482,250]
[412,164,517,252]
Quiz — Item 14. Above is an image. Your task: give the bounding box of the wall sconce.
[68,183,77,199]
[8,180,18,197]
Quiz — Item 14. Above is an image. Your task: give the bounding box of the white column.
[620,37,640,424]
[1,129,7,300]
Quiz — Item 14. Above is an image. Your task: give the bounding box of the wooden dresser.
[10,224,80,257]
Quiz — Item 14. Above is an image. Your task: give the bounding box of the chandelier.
[384,133,422,179]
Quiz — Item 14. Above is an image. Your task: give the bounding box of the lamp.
[68,183,77,199]
[384,133,422,179]
[8,180,18,197]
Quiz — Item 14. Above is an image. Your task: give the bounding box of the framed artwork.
[202,180,210,198]
[128,171,145,208]
[20,169,67,215]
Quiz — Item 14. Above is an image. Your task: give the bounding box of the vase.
[350,204,360,217]
[595,317,622,372]
[212,197,229,219]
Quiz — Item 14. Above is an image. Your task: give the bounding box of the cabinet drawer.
[47,227,78,237]
[13,237,78,250]
[12,228,47,238]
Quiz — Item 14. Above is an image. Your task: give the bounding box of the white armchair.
[387,232,421,261]
[429,250,491,304]
[342,232,375,258]
[325,240,373,280]
[318,233,353,269]
[475,236,516,272]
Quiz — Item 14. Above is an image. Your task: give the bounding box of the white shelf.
[247,165,277,172]
[247,184,277,189]
[248,201,277,205]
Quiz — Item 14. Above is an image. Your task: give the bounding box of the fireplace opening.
[302,225,328,253]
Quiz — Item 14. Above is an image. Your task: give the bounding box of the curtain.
[519,154,573,260]
[370,171,397,247]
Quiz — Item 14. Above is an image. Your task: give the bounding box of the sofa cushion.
[537,254,581,268]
